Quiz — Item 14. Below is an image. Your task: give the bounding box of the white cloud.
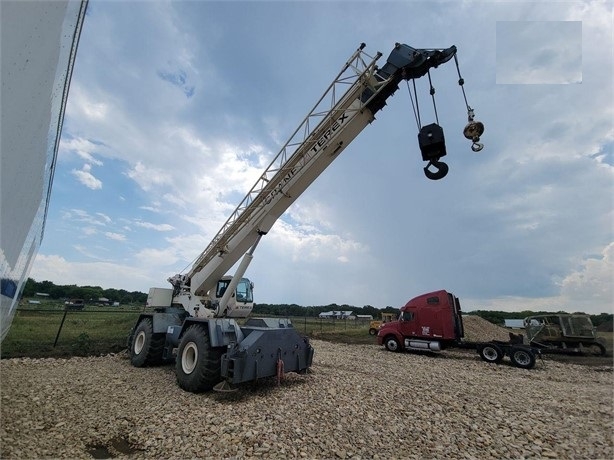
[68,84,110,121]
[134,221,175,232]
[71,164,102,190]
[104,232,126,242]
[559,243,614,309]
[267,220,368,264]
[63,209,109,227]
[60,136,105,165]
[96,212,112,224]
[30,255,154,292]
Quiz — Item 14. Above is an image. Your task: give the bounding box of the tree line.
[23,279,612,328]
[23,278,148,305]
[254,304,612,327]
[252,303,400,318]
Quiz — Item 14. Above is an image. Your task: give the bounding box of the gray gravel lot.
[1,340,612,459]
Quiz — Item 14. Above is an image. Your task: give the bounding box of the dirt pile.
[462,314,513,342]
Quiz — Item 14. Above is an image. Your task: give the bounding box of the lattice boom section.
[189,45,386,277]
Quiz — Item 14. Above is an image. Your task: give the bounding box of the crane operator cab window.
[235,278,253,303]
[215,278,254,303]
[216,279,230,298]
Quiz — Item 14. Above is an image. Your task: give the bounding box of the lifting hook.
[423,158,449,180]
[463,108,484,152]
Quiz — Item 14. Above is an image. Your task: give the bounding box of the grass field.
[1,307,141,359]
[1,308,611,360]
[0,308,376,359]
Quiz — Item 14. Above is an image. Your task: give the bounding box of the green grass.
[1,309,379,359]
[3,310,612,360]
[1,308,141,359]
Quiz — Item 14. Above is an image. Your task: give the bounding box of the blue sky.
[31,0,613,314]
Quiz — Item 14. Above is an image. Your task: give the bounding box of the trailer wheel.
[130,318,165,367]
[369,328,378,336]
[509,347,536,369]
[478,343,503,364]
[384,336,401,352]
[176,324,224,393]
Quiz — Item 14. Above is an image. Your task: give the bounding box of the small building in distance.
[319,311,355,320]
[356,314,374,320]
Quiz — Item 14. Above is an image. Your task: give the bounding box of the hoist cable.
[405,80,421,130]
[427,70,440,125]
[412,79,422,128]
[454,54,471,111]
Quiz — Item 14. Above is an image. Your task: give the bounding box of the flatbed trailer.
[453,339,540,369]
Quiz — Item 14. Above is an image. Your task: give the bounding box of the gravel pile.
[1,340,612,459]
[462,315,513,342]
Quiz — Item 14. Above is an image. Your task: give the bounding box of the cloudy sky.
[30,0,613,314]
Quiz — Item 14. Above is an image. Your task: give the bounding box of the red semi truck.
[377,290,539,369]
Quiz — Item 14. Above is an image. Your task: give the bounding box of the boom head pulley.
[392,45,485,180]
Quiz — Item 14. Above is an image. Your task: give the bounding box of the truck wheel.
[176,324,224,393]
[509,347,536,369]
[478,343,503,364]
[130,318,165,367]
[369,328,377,336]
[384,336,401,352]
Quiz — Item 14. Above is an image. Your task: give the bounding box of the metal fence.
[2,307,372,359]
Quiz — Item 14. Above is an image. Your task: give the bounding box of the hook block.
[418,123,447,161]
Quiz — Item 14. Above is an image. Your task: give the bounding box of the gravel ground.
[1,337,613,459]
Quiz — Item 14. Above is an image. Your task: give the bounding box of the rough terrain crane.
[128,41,484,393]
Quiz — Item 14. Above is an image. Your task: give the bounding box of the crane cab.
[215,276,254,318]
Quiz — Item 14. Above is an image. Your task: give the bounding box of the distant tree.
[22,278,37,297]
[22,278,148,304]
[591,313,614,328]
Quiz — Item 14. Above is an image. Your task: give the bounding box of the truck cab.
[377,290,464,351]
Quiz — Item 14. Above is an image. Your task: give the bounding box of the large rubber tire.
[130,318,165,367]
[175,324,224,393]
[368,328,378,336]
[478,343,504,364]
[384,335,401,352]
[509,347,536,369]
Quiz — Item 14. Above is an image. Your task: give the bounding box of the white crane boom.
[165,43,464,317]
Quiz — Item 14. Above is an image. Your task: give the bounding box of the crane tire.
[478,343,504,364]
[509,347,536,369]
[130,318,165,367]
[176,324,224,393]
[368,328,377,336]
